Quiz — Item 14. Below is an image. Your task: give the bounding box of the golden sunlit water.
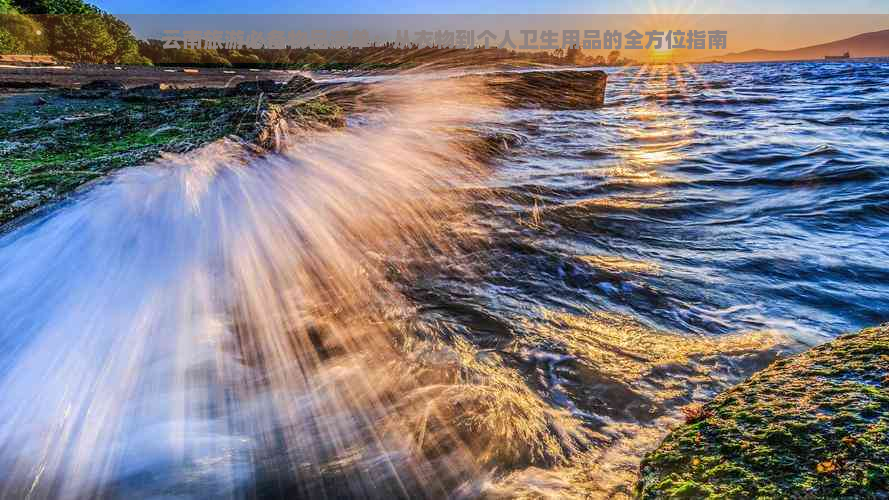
[3,58,889,498]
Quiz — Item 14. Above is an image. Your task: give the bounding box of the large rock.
[63,79,127,99]
[80,79,126,92]
[282,74,316,93]
[0,81,56,89]
[483,70,607,109]
[637,325,889,498]
[233,79,281,95]
[122,83,180,102]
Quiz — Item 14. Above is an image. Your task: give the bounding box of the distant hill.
[715,28,889,62]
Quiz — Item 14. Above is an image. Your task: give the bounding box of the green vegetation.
[0,84,343,226]
[638,325,889,499]
[0,0,45,54]
[1,0,150,64]
[2,0,637,67]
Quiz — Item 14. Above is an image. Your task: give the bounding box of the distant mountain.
[715,29,889,62]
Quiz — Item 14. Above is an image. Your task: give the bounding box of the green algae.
[0,87,343,226]
[637,325,889,499]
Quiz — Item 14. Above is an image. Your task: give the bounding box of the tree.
[12,0,144,63]
[228,51,261,65]
[11,0,90,14]
[52,10,114,62]
[287,49,308,64]
[119,51,151,65]
[300,51,325,65]
[102,11,139,62]
[565,46,582,64]
[0,8,46,53]
[607,50,621,66]
[136,38,165,63]
[199,50,231,66]
[174,47,200,64]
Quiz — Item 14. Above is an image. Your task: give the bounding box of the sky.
[94,0,889,61]
[93,0,889,15]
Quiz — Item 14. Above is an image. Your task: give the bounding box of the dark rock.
[63,79,127,99]
[33,97,48,106]
[282,74,316,93]
[128,83,179,92]
[122,83,180,102]
[483,70,607,109]
[80,80,126,92]
[129,83,162,92]
[234,80,281,95]
[0,81,56,89]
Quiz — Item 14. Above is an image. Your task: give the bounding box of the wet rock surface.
[233,79,281,95]
[121,83,180,102]
[80,80,127,92]
[0,74,344,228]
[0,68,607,228]
[483,70,607,109]
[282,74,316,93]
[637,325,889,498]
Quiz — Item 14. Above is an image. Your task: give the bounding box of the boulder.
[0,81,56,89]
[122,83,180,102]
[127,83,179,92]
[63,79,127,99]
[80,79,126,92]
[637,324,889,498]
[483,70,607,109]
[282,74,316,93]
[233,79,281,95]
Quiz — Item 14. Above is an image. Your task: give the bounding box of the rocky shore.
[0,74,343,227]
[637,325,889,498]
[0,68,606,229]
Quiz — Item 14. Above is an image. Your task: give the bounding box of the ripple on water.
[1,61,888,498]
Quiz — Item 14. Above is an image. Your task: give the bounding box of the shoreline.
[0,68,606,230]
[0,74,346,229]
[1,60,887,497]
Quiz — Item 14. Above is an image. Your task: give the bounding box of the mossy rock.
[638,325,889,499]
[0,77,343,227]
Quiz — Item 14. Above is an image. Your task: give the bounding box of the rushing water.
[1,61,888,499]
